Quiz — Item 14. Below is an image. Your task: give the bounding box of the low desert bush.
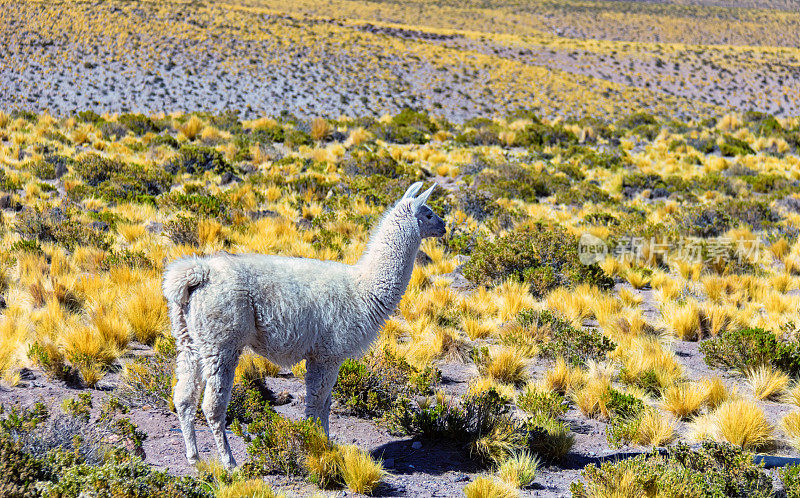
[571,442,772,498]
[333,348,439,417]
[461,223,612,296]
[518,310,615,366]
[700,327,800,376]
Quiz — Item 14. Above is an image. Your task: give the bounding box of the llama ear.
[413,184,436,209]
[401,182,423,200]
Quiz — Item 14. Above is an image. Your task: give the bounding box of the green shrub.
[462,223,612,296]
[333,348,439,418]
[719,135,755,156]
[700,327,800,376]
[782,464,800,498]
[14,207,110,251]
[241,409,333,477]
[162,191,230,220]
[164,215,199,246]
[117,353,175,409]
[43,452,212,498]
[370,108,440,144]
[341,146,414,179]
[71,154,171,203]
[165,145,234,175]
[517,386,567,419]
[516,309,615,366]
[472,162,566,203]
[571,441,771,498]
[118,113,165,136]
[0,433,44,498]
[513,123,578,148]
[390,388,571,464]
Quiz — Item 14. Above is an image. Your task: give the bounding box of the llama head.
[399,182,446,239]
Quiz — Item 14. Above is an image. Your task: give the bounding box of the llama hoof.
[187,455,200,466]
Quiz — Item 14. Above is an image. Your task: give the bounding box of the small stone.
[19,368,34,380]
[145,221,164,234]
[0,194,11,209]
[411,441,422,450]
[454,473,469,482]
[272,390,292,406]
[296,218,312,231]
[415,250,433,266]
[220,172,234,185]
[0,295,6,311]
[90,221,109,232]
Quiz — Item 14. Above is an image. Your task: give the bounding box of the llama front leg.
[305,359,340,435]
[174,349,203,464]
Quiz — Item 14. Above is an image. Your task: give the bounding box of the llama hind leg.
[305,359,340,436]
[201,347,239,469]
[174,349,203,464]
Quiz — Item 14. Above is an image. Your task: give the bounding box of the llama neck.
[355,209,420,321]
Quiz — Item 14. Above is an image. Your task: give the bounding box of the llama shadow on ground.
[369,439,483,496]
[371,439,482,475]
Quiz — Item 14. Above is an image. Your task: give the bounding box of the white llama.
[162,182,445,468]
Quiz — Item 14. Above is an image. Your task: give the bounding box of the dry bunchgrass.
[497,451,539,489]
[462,317,496,341]
[543,357,585,395]
[337,445,386,495]
[661,382,707,420]
[661,300,704,341]
[124,281,169,345]
[782,411,800,451]
[746,365,789,401]
[236,352,281,384]
[616,335,684,391]
[636,409,675,447]
[711,399,774,451]
[571,377,612,419]
[468,376,516,401]
[481,347,528,386]
[701,377,733,409]
[217,479,285,498]
[463,476,519,498]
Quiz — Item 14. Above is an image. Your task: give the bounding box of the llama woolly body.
[163,182,445,468]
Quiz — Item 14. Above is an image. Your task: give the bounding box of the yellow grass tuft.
[462,316,496,341]
[310,118,331,142]
[337,445,386,495]
[661,382,707,420]
[746,365,789,401]
[662,300,704,341]
[637,409,676,447]
[782,411,800,451]
[544,357,585,395]
[497,451,539,489]
[124,281,169,345]
[180,115,204,140]
[481,347,528,386]
[711,399,773,451]
[571,377,612,420]
[236,352,281,384]
[701,377,732,409]
[217,479,285,498]
[463,476,519,498]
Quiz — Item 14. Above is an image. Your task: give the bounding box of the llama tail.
[162,257,209,306]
